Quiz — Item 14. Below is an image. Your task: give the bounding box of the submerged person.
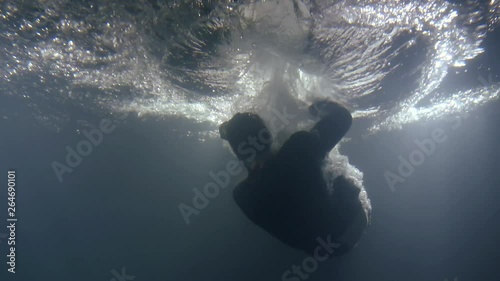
[219,99,371,257]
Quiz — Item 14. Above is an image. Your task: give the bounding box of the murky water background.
[1,1,500,281]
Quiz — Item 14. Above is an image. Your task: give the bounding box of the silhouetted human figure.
[219,100,370,257]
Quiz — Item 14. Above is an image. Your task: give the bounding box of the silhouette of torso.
[229,104,368,256]
[233,131,352,254]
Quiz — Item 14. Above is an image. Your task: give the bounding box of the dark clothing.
[227,104,367,256]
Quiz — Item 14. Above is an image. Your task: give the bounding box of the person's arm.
[276,101,352,162]
[309,100,352,156]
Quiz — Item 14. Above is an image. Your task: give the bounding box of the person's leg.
[329,175,362,234]
[326,175,369,255]
[331,176,361,206]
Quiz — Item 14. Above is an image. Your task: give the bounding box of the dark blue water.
[1,1,500,281]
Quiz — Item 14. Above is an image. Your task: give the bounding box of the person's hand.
[219,121,229,140]
[309,99,347,118]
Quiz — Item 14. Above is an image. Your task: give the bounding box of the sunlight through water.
[1,0,500,199]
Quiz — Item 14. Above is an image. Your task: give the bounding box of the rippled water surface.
[2,0,499,132]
